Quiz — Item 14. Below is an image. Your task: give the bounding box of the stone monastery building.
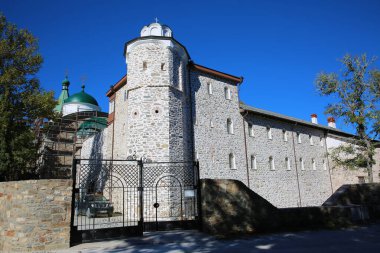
[80,22,380,208]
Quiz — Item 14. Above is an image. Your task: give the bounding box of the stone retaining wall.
[200,179,370,237]
[0,179,72,252]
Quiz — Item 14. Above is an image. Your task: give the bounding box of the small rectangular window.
[283,130,288,142]
[229,153,236,169]
[248,123,254,137]
[300,158,305,170]
[285,157,291,170]
[267,127,272,140]
[323,159,327,170]
[227,118,233,134]
[297,133,302,143]
[109,100,115,113]
[225,87,231,100]
[320,137,324,147]
[309,135,314,145]
[251,155,257,170]
[269,156,275,170]
[312,158,316,170]
[210,119,214,128]
[207,82,212,95]
[358,176,365,184]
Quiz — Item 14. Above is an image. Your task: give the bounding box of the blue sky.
[2,0,380,133]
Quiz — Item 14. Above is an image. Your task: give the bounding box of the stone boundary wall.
[200,179,370,237]
[0,179,72,252]
[323,183,380,219]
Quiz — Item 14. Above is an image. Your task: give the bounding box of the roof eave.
[190,62,243,84]
[106,74,127,97]
[240,104,356,138]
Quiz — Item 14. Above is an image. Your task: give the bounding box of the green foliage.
[0,14,56,181]
[315,54,380,182]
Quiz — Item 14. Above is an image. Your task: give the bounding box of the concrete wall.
[245,113,333,207]
[191,71,247,184]
[0,180,72,252]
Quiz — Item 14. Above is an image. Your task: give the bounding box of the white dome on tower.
[140,22,172,37]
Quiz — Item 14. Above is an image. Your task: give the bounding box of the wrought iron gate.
[70,159,199,244]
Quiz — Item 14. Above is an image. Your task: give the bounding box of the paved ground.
[56,223,380,253]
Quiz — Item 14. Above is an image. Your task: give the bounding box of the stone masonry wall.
[0,179,72,252]
[245,113,333,207]
[124,41,190,162]
[327,135,380,192]
[191,70,247,184]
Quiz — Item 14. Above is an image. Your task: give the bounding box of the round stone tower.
[124,22,192,162]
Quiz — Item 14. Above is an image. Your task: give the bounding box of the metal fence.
[70,159,200,244]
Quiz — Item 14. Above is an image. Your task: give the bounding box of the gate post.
[138,159,144,234]
[70,159,79,246]
[195,160,203,231]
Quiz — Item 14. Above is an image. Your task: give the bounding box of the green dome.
[64,85,99,106]
[77,117,107,137]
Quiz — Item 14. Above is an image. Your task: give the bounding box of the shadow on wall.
[323,183,380,219]
[200,179,278,236]
[84,131,106,194]
[200,179,380,237]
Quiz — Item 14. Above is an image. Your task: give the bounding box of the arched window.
[210,119,214,128]
[227,118,233,134]
[312,158,316,170]
[269,156,275,170]
[229,153,236,169]
[285,157,291,170]
[251,155,257,170]
[300,158,305,170]
[161,63,166,71]
[309,135,314,145]
[224,87,231,100]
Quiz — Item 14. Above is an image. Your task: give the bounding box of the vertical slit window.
[269,156,275,170]
[283,130,288,142]
[286,157,291,170]
[248,123,254,137]
[227,118,233,134]
[229,153,236,169]
[225,87,231,100]
[251,155,257,170]
[312,158,316,170]
[267,127,272,140]
[207,82,212,95]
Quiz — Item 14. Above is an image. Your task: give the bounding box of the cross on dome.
[140,21,172,37]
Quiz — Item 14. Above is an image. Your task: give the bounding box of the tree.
[316,54,380,183]
[0,14,56,181]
